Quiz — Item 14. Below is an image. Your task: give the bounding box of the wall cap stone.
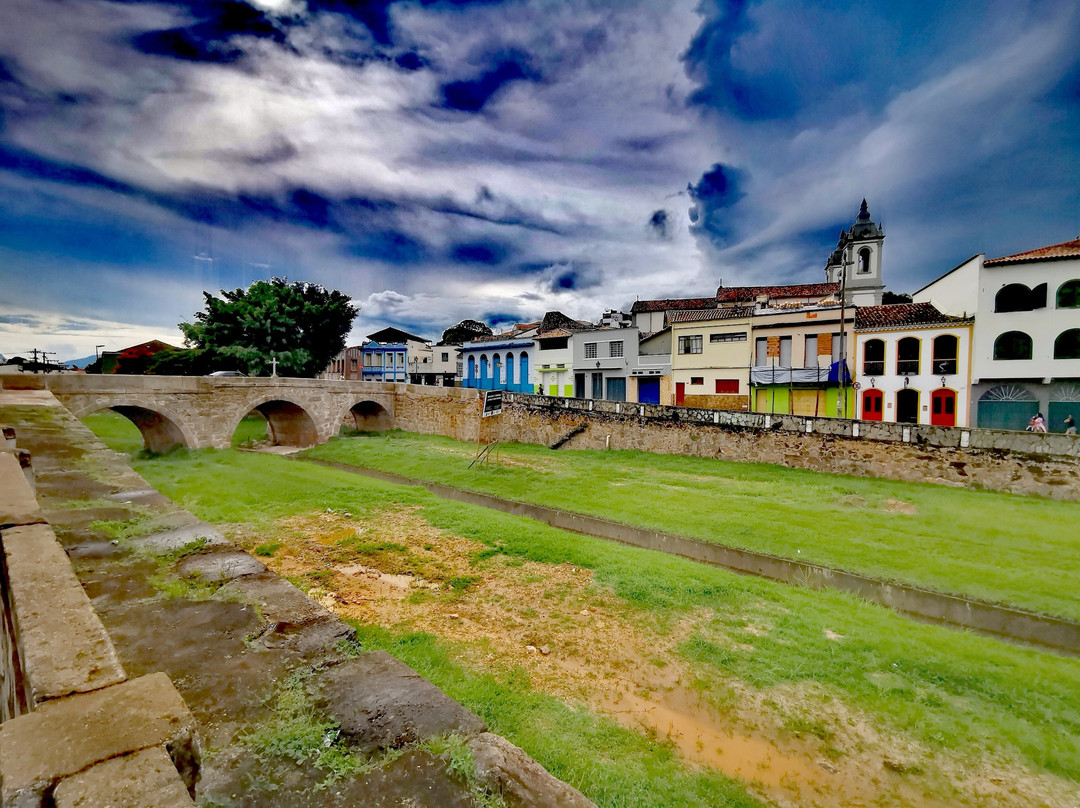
[1,524,126,704]
[0,672,199,808]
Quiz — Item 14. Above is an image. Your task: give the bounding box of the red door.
[861,389,883,421]
[930,389,956,427]
[675,383,685,406]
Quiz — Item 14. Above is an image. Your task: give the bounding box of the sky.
[0,0,1077,361]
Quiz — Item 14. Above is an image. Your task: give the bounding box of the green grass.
[93,444,1080,790]
[301,430,1080,620]
[82,409,269,452]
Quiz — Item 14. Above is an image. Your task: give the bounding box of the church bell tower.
[825,200,885,306]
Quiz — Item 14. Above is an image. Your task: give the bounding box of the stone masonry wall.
[478,395,1080,501]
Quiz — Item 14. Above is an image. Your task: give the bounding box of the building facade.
[854,304,974,426]
[750,305,856,417]
[916,237,1080,431]
[571,327,640,402]
[669,308,753,409]
[461,323,538,393]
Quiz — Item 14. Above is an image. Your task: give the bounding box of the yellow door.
[791,389,822,416]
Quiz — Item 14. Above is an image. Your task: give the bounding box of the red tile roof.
[715,282,839,303]
[985,237,1080,266]
[630,297,718,313]
[668,307,753,323]
[855,303,973,331]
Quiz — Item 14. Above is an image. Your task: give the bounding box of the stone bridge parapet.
[0,376,417,451]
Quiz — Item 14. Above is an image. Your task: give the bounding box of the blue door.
[638,378,660,404]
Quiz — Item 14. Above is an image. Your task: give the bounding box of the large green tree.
[439,318,492,345]
[178,278,358,377]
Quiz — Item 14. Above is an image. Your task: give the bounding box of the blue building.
[360,326,432,383]
[460,322,538,393]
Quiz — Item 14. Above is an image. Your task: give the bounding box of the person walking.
[1065,413,1076,435]
[1030,412,1047,433]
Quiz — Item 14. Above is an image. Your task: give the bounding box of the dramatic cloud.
[0,0,1076,359]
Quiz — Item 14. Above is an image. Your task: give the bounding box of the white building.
[823,199,886,307]
[915,237,1080,431]
[854,304,974,427]
[430,344,461,386]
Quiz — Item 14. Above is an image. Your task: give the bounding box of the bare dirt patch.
[227,508,1077,808]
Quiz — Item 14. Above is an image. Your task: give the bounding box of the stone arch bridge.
[23,376,411,452]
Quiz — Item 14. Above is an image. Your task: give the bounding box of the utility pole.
[836,251,849,419]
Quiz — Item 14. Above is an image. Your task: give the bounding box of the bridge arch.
[231,398,320,448]
[76,402,197,454]
[342,399,393,432]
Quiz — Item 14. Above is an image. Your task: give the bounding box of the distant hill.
[64,354,98,369]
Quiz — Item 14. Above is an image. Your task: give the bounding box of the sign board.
[817,332,833,356]
[766,336,781,358]
[482,390,503,418]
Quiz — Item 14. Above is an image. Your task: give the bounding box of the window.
[897,337,920,375]
[441,352,449,362]
[858,247,871,274]
[1054,329,1080,359]
[584,342,597,359]
[779,336,792,367]
[995,283,1047,312]
[710,332,747,342]
[609,341,624,358]
[994,331,1033,360]
[715,379,739,393]
[863,339,885,376]
[1057,280,1080,308]
[690,376,704,385]
[804,335,818,368]
[540,336,568,350]
[678,335,703,354]
[933,334,958,375]
[755,337,768,365]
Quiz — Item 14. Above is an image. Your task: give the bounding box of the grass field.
[301,430,1080,621]
[79,412,1080,803]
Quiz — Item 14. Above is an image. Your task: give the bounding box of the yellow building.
[669,308,754,409]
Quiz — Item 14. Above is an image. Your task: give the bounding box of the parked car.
[209,370,247,377]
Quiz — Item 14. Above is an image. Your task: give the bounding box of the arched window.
[858,247,871,274]
[995,283,1032,313]
[1057,280,1080,308]
[479,355,489,383]
[505,352,515,386]
[863,339,884,376]
[492,354,501,386]
[519,352,530,392]
[897,337,920,375]
[932,334,958,375]
[993,331,1032,360]
[1055,329,1080,360]
[995,283,1047,312]
[466,356,476,384]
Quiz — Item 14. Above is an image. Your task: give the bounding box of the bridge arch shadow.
[344,400,392,433]
[241,399,319,448]
[90,405,194,454]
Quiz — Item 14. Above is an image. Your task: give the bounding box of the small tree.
[180,278,358,377]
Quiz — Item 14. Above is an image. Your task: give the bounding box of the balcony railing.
[896,359,919,375]
[862,361,884,376]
